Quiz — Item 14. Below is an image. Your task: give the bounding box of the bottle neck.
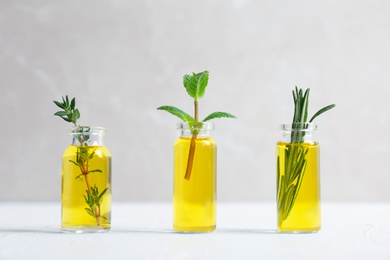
[177,122,214,138]
[69,126,106,146]
[280,123,317,143]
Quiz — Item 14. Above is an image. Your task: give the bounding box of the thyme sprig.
[53,95,80,126]
[158,71,236,180]
[54,95,108,226]
[277,87,335,222]
[84,185,109,225]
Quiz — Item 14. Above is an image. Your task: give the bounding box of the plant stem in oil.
[277,142,320,232]
[174,136,216,232]
[62,145,111,229]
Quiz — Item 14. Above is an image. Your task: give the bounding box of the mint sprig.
[158,71,236,126]
[158,71,236,180]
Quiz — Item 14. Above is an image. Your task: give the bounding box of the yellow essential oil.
[277,142,321,232]
[62,145,112,232]
[173,136,216,232]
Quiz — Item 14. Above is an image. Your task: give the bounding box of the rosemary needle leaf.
[278,86,336,222]
[309,104,336,123]
[88,169,103,173]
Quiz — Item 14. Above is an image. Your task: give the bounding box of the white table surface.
[0,202,389,260]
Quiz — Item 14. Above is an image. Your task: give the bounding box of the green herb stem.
[157,71,236,181]
[278,87,335,222]
[184,101,199,180]
[184,129,198,180]
[54,96,108,226]
[79,149,102,225]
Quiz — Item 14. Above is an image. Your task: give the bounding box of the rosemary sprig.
[54,96,108,225]
[278,87,335,221]
[158,71,236,180]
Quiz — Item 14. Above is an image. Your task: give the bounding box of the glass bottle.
[276,123,320,232]
[61,126,112,233]
[173,122,216,232]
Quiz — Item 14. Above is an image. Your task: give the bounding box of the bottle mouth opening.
[68,126,106,135]
[176,122,215,131]
[281,123,317,132]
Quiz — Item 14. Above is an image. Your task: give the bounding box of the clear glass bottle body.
[276,123,321,232]
[173,122,216,232]
[62,126,112,233]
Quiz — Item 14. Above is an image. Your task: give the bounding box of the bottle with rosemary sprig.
[277,87,335,232]
[158,71,236,232]
[54,96,112,233]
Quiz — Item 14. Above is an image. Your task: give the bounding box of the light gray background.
[1,0,389,201]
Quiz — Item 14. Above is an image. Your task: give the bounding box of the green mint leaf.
[183,71,209,101]
[157,106,194,122]
[202,112,236,122]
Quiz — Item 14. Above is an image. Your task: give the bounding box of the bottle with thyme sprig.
[54,96,112,233]
[158,71,235,232]
[277,87,335,232]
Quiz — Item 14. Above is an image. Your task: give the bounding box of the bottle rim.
[281,123,317,132]
[68,126,106,135]
[176,121,215,131]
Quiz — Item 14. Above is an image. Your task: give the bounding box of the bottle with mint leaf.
[158,71,235,232]
[277,87,335,232]
[54,96,112,233]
